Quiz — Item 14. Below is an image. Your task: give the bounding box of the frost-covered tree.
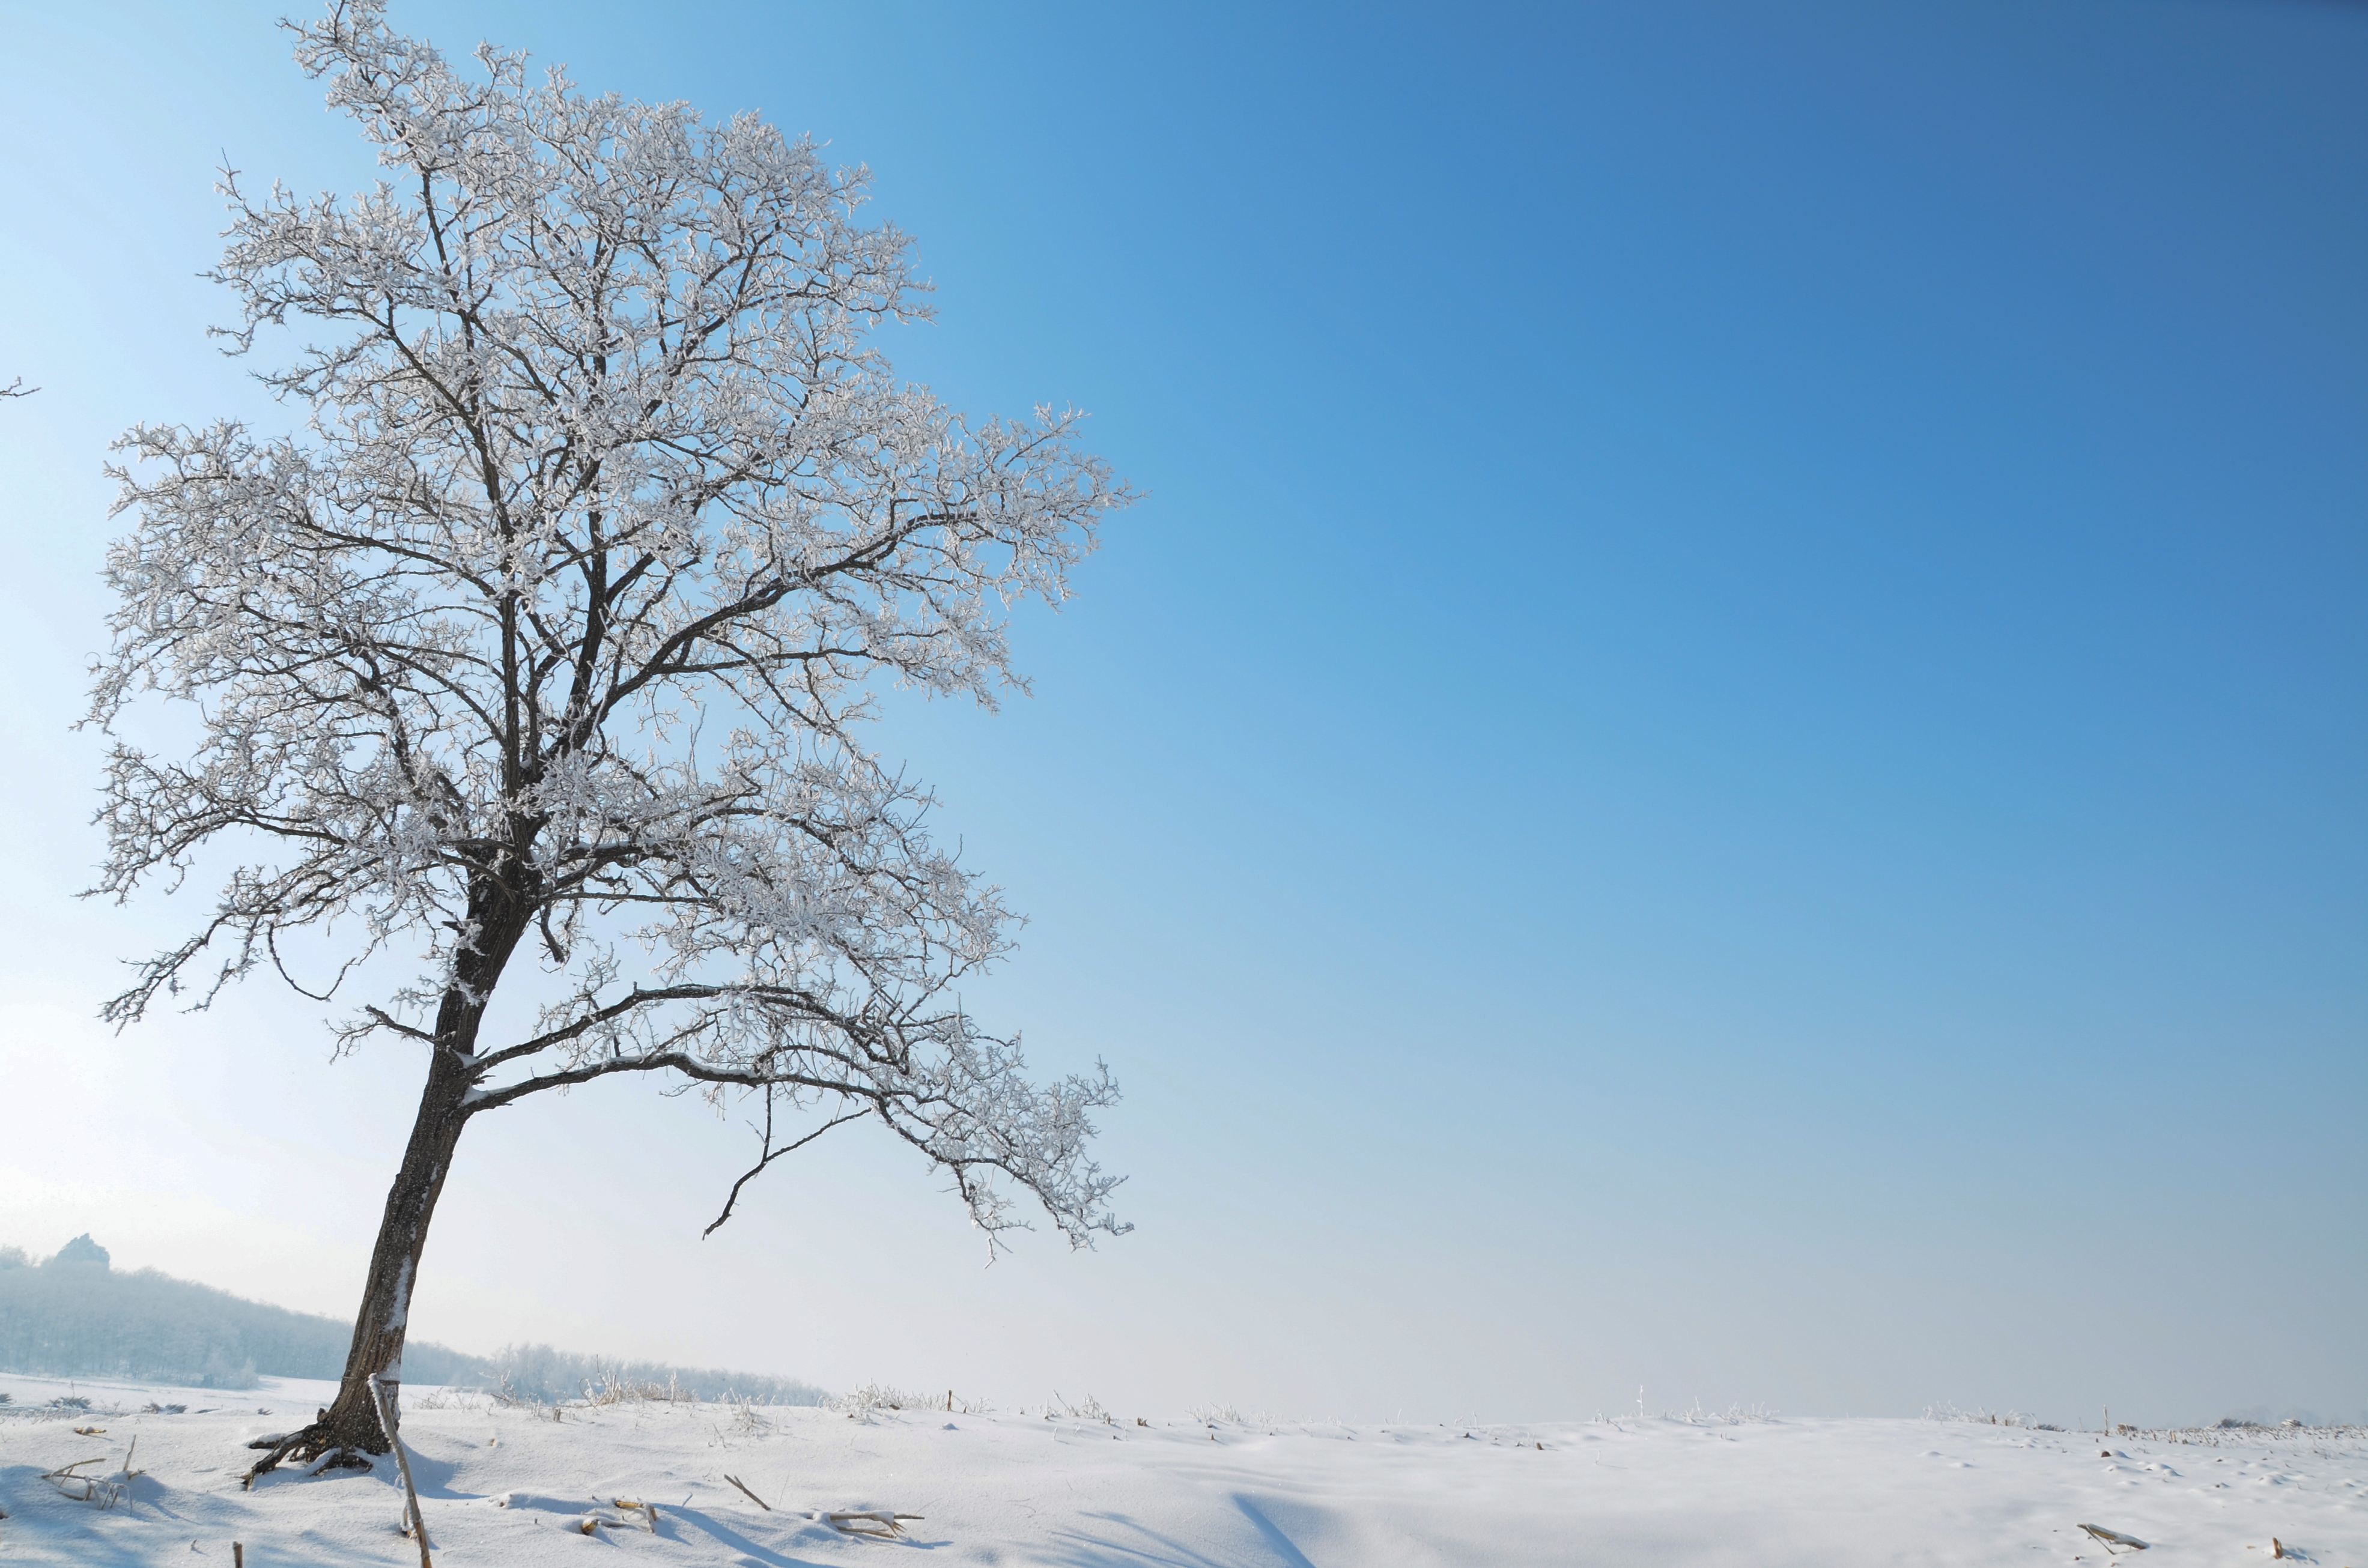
[90,1,1129,1475]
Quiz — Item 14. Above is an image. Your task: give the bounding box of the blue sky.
[0,0,2361,1424]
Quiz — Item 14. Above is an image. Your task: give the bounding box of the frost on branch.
[87,0,1130,1249]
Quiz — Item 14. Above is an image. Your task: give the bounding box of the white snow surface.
[2,1372,2363,1566]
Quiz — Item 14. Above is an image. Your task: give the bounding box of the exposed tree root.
[243,1419,384,1487]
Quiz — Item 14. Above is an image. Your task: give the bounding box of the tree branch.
[702,1101,866,1237]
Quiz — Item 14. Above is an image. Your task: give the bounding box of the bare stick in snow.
[723,1474,773,1511]
[369,1376,433,1568]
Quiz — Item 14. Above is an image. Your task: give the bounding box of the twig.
[722,1473,772,1510]
[370,1376,434,1568]
[41,1457,124,1508]
[825,1509,925,1537]
[2078,1523,2151,1554]
[703,1103,864,1237]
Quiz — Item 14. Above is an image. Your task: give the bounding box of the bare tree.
[88,0,1131,1475]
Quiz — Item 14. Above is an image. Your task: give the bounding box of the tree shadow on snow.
[117,1470,195,1524]
[655,1504,842,1568]
[386,1441,484,1502]
[1231,1498,1320,1568]
[238,1438,483,1506]
[1040,1497,1319,1568]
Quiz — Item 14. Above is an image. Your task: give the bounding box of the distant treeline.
[0,1236,485,1388]
[0,1238,822,1405]
[484,1342,825,1406]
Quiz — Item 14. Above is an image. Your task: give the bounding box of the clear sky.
[1,0,2361,1427]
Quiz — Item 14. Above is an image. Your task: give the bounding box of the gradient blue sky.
[1,0,2361,1426]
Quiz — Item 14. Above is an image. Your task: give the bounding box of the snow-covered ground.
[1,1371,2361,1566]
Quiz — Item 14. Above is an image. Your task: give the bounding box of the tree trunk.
[325,1048,476,1451]
[244,876,530,1481]
[245,1046,476,1478]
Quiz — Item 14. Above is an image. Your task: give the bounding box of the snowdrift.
[2,1370,2363,1566]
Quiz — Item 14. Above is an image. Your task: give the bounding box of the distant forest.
[0,1235,485,1388]
[0,1237,824,1404]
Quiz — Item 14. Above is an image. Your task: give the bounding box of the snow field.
[1,1372,2362,1566]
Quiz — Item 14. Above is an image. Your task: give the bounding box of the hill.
[0,1237,824,1404]
[0,1236,484,1388]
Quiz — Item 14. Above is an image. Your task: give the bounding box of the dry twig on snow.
[827,1509,926,1538]
[42,1457,124,1509]
[2078,1522,2151,1554]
